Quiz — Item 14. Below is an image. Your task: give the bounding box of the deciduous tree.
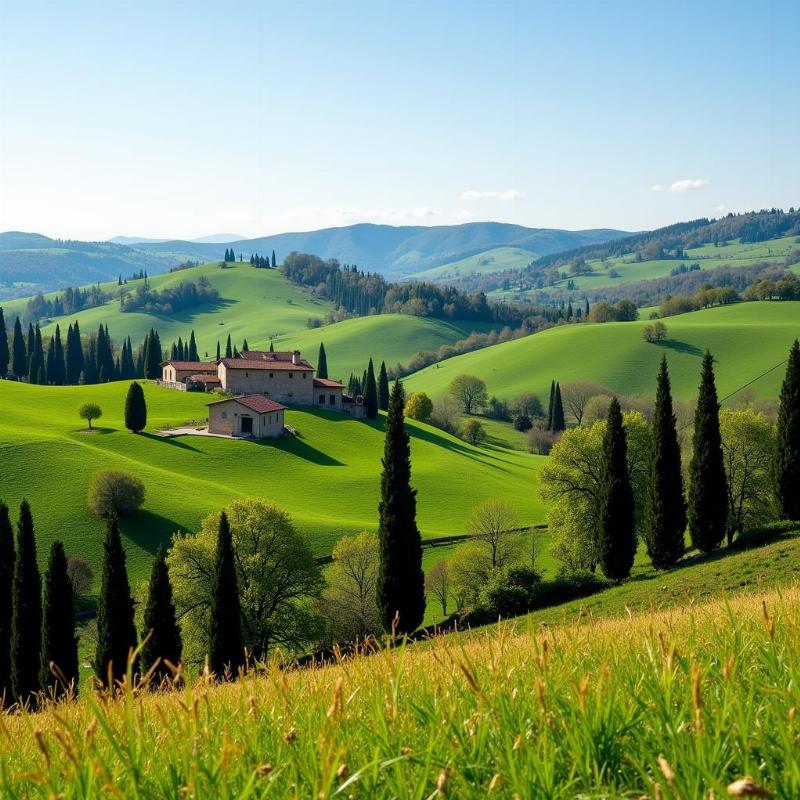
[449,374,487,414]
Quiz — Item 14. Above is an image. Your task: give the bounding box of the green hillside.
[405,301,800,402]
[272,314,495,378]
[0,380,545,588]
[2,263,496,377]
[493,235,800,300]
[410,246,534,283]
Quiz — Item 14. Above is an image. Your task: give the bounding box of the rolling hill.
[404,301,800,403]
[409,246,536,283]
[0,380,546,589]
[2,262,497,378]
[0,223,630,296]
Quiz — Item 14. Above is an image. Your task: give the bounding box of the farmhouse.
[207,394,286,438]
[160,348,364,416]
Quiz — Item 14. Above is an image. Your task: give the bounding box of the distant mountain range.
[0,222,632,299]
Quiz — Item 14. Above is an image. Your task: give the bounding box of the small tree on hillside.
[41,541,78,700]
[550,383,566,432]
[124,381,147,433]
[449,374,487,414]
[688,352,728,553]
[425,560,449,616]
[208,511,244,679]
[376,381,425,634]
[78,402,102,430]
[317,343,328,380]
[88,470,145,518]
[466,498,519,569]
[141,546,182,686]
[776,339,800,520]
[11,317,27,378]
[11,500,42,704]
[598,398,636,581]
[66,556,93,597]
[95,517,138,687]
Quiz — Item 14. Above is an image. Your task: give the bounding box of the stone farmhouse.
[161,349,365,438]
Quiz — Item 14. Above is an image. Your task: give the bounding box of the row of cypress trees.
[0,500,78,707]
[598,340,800,580]
[342,353,389,416]
[168,331,199,361]
[0,308,167,385]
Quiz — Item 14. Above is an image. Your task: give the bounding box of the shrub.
[478,566,541,617]
[461,418,486,446]
[486,396,511,421]
[88,469,145,518]
[513,413,532,431]
[66,556,93,596]
[429,396,461,435]
[405,392,433,422]
[526,423,557,454]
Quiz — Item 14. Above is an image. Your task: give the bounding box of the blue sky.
[0,0,797,240]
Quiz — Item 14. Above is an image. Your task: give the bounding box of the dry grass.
[2,585,800,797]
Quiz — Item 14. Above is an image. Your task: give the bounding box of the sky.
[0,0,798,241]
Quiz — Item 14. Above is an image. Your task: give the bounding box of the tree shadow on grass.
[407,423,516,471]
[259,435,345,466]
[74,427,116,435]
[658,339,703,357]
[119,509,184,557]
[140,431,202,452]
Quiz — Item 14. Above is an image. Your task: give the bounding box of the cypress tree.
[52,324,65,385]
[176,337,184,361]
[645,356,686,568]
[364,358,378,419]
[271,249,276,268]
[208,511,243,679]
[215,340,221,361]
[45,335,55,384]
[225,335,232,359]
[144,329,162,379]
[11,500,42,704]
[124,381,147,433]
[269,341,274,353]
[0,307,9,376]
[598,398,636,581]
[41,541,78,699]
[317,342,328,379]
[687,351,728,553]
[27,353,38,384]
[378,361,389,411]
[11,317,26,378]
[0,504,14,704]
[94,517,138,687]
[37,366,46,386]
[140,546,182,686]
[547,379,555,429]
[376,381,425,634]
[84,337,98,384]
[232,345,239,358]
[776,339,800,520]
[26,324,35,367]
[188,330,198,361]
[551,382,566,432]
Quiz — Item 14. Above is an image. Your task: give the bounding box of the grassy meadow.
[410,246,535,282]
[0,380,546,589]
[2,262,497,378]
[492,234,800,299]
[2,582,799,797]
[405,301,800,403]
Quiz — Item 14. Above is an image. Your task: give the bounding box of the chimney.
[292,350,301,365]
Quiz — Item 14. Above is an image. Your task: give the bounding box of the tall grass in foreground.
[1,587,800,798]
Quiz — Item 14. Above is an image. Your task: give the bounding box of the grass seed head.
[727,776,773,797]
[658,755,675,784]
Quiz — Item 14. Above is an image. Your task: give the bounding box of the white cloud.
[714,204,726,212]
[459,188,526,201]
[651,178,710,193]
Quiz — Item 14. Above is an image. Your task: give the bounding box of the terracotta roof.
[219,357,313,372]
[207,394,287,414]
[313,377,344,388]
[161,360,217,371]
[189,374,221,383]
[236,350,315,369]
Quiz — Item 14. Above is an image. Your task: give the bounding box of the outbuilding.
[207,394,286,439]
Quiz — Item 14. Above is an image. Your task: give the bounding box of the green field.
[492,235,800,300]
[271,314,495,378]
[2,262,497,378]
[0,380,545,588]
[405,301,800,404]
[411,246,534,283]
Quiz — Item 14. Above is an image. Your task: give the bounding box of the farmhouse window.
[289,373,293,378]
[269,372,274,378]
[319,394,325,404]
[329,394,335,405]
[221,411,227,419]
